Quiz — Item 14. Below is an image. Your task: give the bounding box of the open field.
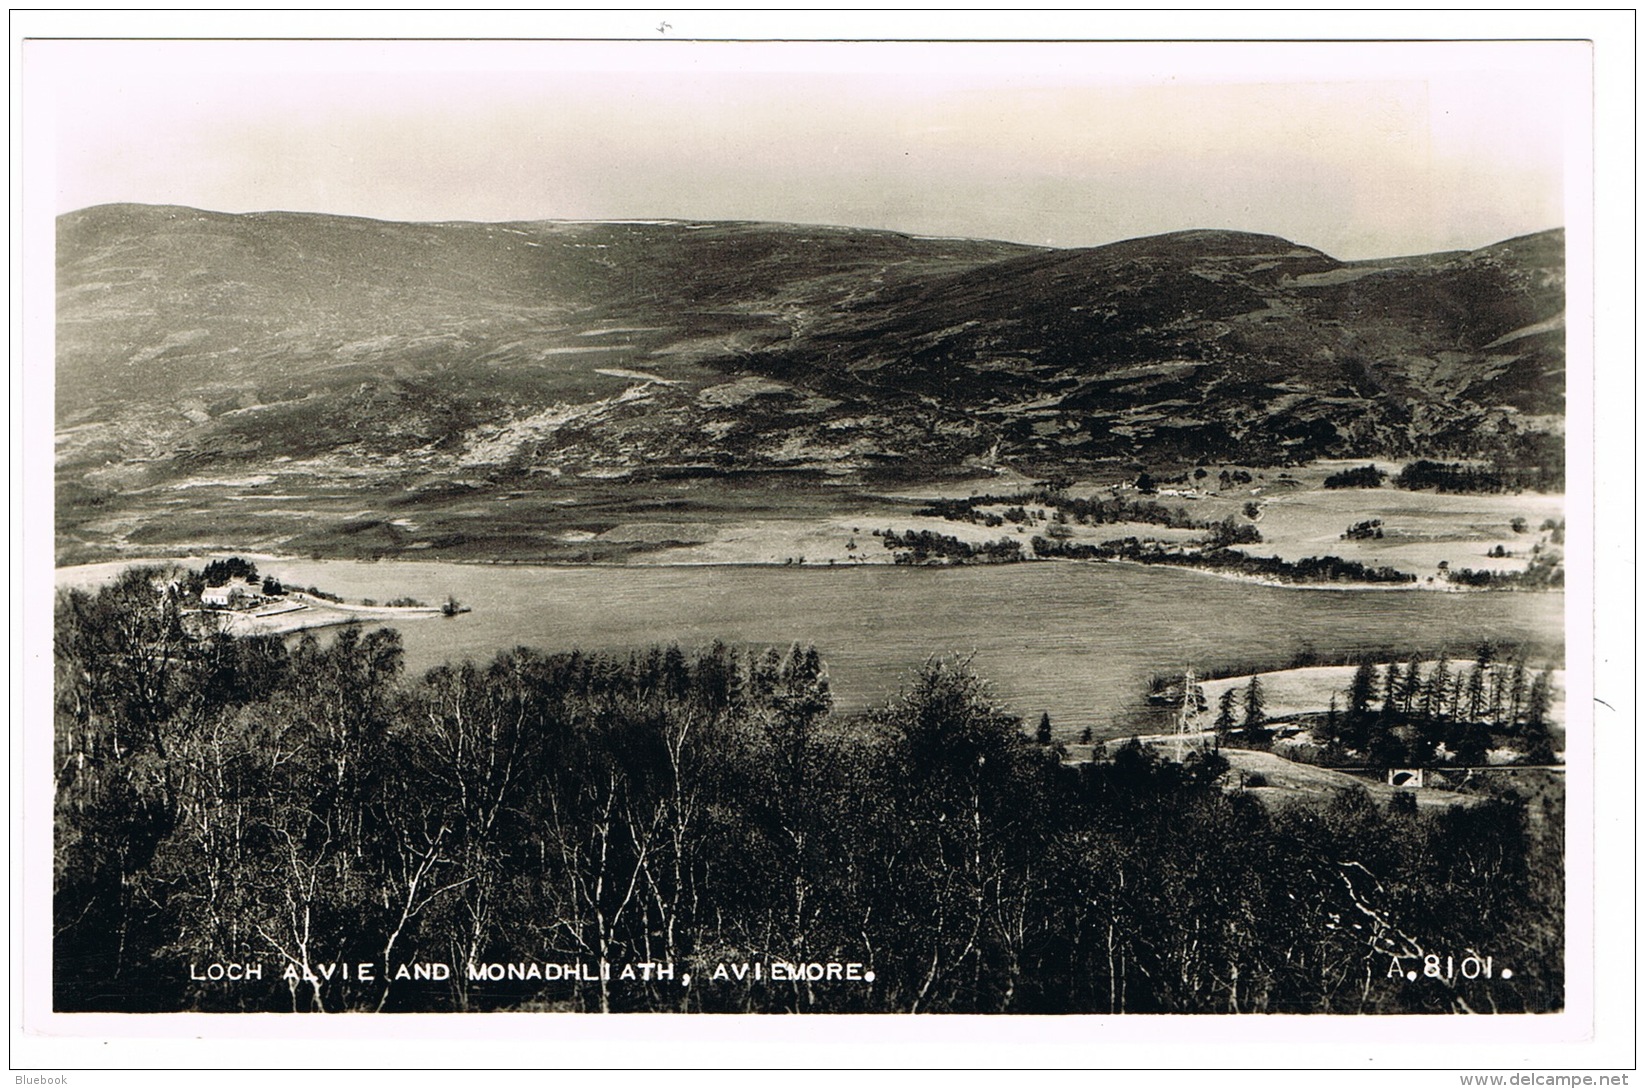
[57,451,1564,600]
[1200,665,1365,721]
[59,473,926,566]
[1235,460,1564,583]
[607,459,1563,580]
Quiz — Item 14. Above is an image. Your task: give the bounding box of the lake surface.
[58,558,1565,740]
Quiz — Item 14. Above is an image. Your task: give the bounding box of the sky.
[30,38,1584,260]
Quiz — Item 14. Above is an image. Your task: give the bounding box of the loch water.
[58,558,1564,739]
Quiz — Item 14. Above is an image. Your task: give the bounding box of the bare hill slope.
[55,205,1563,560]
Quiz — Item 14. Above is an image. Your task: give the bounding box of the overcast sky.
[31,39,1583,260]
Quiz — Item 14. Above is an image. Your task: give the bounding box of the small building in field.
[201,579,263,610]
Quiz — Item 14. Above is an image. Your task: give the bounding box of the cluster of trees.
[1030,536,1418,585]
[55,569,1562,1014]
[1205,517,1263,548]
[875,529,1024,565]
[916,489,1276,557]
[1402,431,1565,493]
[1137,545,1416,585]
[1029,536,1109,560]
[1446,553,1565,591]
[1211,648,1558,769]
[1342,519,1385,541]
[200,557,260,587]
[1212,676,1269,748]
[1392,459,1556,495]
[1323,465,1388,490]
[1315,653,1559,767]
[191,559,286,600]
[915,491,1200,531]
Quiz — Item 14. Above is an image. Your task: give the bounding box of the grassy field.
[57,454,1566,595]
[1236,460,1564,583]
[612,457,1565,575]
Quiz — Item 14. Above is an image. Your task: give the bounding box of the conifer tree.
[1242,675,1265,732]
[1396,653,1424,713]
[1423,658,1452,722]
[1379,663,1401,727]
[1348,660,1377,720]
[1522,667,1557,762]
[1214,687,1238,742]
[1506,658,1529,731]
[1463,664,1487,723]
[1315,693,1341,750]
[1344,660,1376,750]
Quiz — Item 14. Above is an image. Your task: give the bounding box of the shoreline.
[1085,556,1472,593]
[203,591,449,636]
[55,548,1554,596]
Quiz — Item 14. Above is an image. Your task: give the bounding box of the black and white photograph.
[12,10,1634,1074]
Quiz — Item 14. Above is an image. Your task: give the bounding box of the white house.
[201,579,263,610]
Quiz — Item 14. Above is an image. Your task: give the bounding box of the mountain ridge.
[55,204,1564,560]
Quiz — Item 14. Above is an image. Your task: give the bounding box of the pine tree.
[1379,663,1401,726]
[1523,666,1556,760]
[1519,664,1546,733]
[1463,664,1487,723]
[1486,660,1509,728]
[1348,660,1377,720]
[1315,693,1341,750]
[1396,653,1424,713]
[1365,663,1403,765]
[1344,660,1376,750]
[1506,658,1529,731]
[1242,675,1265,731]
[1036,710,1053,746]
[1423,658,1452,722]
[1214,687,1238,741]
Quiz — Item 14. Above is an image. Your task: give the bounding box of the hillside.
[55,205,1564,562]
[732,227,1564,465]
